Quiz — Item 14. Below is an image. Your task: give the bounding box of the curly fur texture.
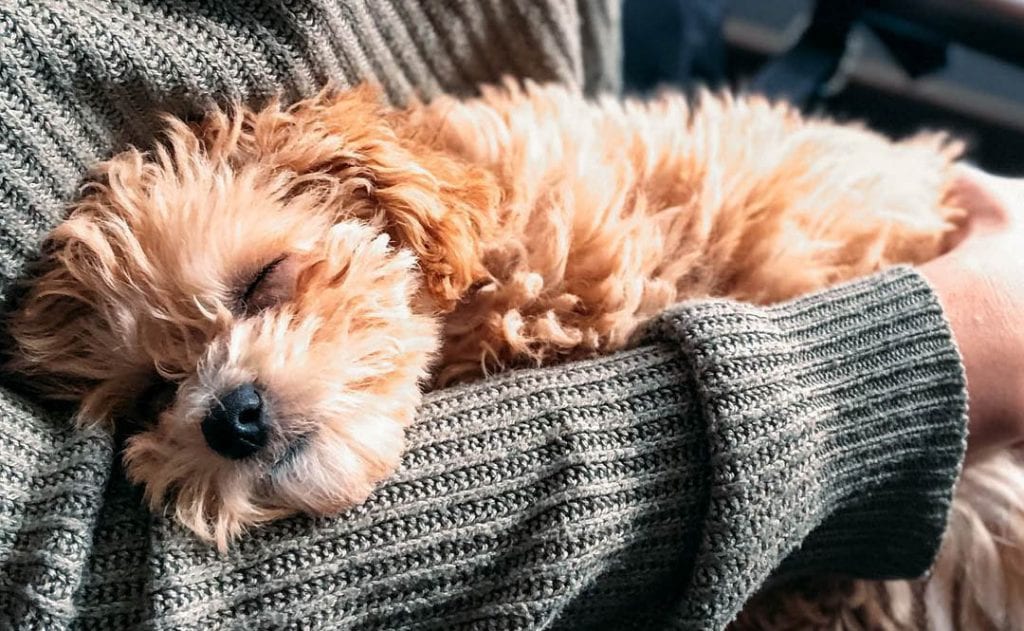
[6,81,1020,628]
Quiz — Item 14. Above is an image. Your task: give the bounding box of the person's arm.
[640,267,967,626]
[49,266,960,630]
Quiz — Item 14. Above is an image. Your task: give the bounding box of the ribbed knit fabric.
[1,267,967,630]
[0,4,968,630]
[641,269,968,626]
[0,0,620,295]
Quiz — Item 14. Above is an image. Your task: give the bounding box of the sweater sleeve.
[40,266,964,631]
[642,266,968,627]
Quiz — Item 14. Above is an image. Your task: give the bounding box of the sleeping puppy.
[9,81,1016,628]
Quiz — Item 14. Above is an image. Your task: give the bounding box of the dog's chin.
[123,405,410,551]
[263,416,408,516]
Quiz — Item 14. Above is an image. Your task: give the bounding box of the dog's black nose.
[201,383,268,460]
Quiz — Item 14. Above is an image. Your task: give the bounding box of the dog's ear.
[6,202,143,426]
[237,86,500,310]
[348,121,499,310]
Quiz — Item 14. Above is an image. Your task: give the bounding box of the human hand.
[920,166,1024,457]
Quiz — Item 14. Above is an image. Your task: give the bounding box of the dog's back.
[405,82,963,385]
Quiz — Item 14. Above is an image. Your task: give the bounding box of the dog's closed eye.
[239,255,294,314]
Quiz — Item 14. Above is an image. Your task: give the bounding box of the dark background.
[623,0,1024,174]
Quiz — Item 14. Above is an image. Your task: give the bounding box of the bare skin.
[921,166,1024,457]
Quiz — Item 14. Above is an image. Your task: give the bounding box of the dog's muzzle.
[201,383,268,460]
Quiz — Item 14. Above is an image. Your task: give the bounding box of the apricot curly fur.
[8,80,1021,628]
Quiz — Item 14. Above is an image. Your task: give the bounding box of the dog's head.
[7,87,497,549]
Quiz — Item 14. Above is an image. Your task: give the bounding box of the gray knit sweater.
[0,2,967,630]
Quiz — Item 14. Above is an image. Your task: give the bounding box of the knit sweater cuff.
[644,266,967,620]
